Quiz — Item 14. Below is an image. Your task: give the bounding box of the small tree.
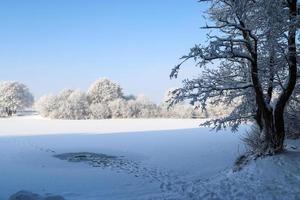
[0,81,34,116]
[87,78,123,104]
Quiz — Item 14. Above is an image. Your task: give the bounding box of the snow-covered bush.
[160,103,202,119]
[107,96,161,119]
[126,96,161,118]
[0,81,34,116]
[35,94,58,117]
[62,90,90,120]
[161,88,205,118]
[108,98,129,118]
[87,78,123,104]
[36,89,89,120]
[242,125,263,154]
[89,103,111,119]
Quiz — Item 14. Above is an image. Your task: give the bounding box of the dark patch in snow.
[54,152,135,170]
[9,191,65,200]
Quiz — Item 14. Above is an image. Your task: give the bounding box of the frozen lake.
[0,117,243,199]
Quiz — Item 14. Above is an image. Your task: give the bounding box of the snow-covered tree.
[36,89,89,119]
[163,88,181,106]
[162,88,207,118]
[0,81,34,116]
[63,91,90,120]
[126,95,161,118]
[160,104,192,118]
[170,0,298,154]
[35,94,57,117]
[87,78,123,104]
[89,103,111,119]
[108,98,129,118]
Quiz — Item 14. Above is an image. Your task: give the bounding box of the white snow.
[0,116,299,200]
[0,115,203,136]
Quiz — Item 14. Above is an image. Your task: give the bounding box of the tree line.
[0,78,231,119]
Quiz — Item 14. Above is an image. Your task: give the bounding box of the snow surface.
[0,115,203,136]
[0,116,299,200]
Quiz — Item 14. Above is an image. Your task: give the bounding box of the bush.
[242,125,264,154]
[36,90,89,120]
[126,96,161,118]
[35,94,57,117]
[108,98,129,118]
[89,103,111,119]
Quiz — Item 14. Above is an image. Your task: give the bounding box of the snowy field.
[0,116,299,200]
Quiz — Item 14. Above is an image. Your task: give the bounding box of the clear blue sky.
[0,0,208,102]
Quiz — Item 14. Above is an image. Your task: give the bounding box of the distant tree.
[162,88,207,118]
[62,91,90,120]
[126,95,160,118]
[170,0,298,154]
[89,103,111,119]
[0,81,34,116]
[35,94,57,118]
[87,78,123,104]
[36,90,89,119]
[108,98,128,118]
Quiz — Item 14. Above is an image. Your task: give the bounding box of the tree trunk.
[258,109,285,154]
[237,0,297,155]
[255,0,297,154]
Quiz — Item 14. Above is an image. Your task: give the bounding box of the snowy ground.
[0,116,299,200]
[0,115,203,136]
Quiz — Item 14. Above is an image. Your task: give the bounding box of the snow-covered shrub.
[62,91,90,120]
[172,104,199,118]
[160,103,201,119]
[36,89,89,120]
[126,96,160,118]
[35,94,58,117]
[0,81,34,116]
[108,98,129,118]
[87,78,123,104]
[89,103,111,119]
[242,125,264,155]
[46,89,75,119]
[161,88,207,119]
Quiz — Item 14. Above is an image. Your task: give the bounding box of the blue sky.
[0,0,208,102]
